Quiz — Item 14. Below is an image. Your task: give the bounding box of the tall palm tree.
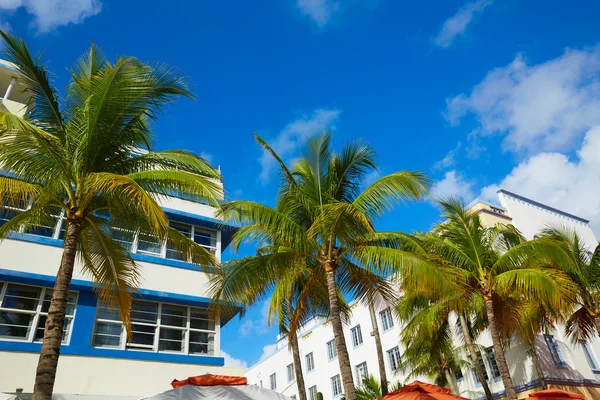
[540,227,600,341]
[214,133,431,400]
[368,304,388,395]
[410,199,575,400]
[0,32,222,400]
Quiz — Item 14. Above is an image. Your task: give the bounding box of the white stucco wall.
[0,352,245,398]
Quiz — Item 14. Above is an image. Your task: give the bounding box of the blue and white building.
[0,61,243,398]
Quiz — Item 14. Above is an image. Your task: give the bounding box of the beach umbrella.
[379,381,469,400]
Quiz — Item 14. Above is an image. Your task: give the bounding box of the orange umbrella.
[380,381,469,400]
[171,373,247,388]
[528,388,585,399]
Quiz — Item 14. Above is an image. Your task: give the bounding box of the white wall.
[0,352,245,397]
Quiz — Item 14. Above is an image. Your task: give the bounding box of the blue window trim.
[0,268,241,325]
[0,341,225,366]
[544,335,568,369]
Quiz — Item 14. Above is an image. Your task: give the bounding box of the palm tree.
[342,375,402,400]
[409,199,575,400]
[215,133,431,400]
[540,227,600,341]
[0,32,222,400]
[397,294,469,396]
[368,304,388,395]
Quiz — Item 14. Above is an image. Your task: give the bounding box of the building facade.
[246,189,600,400]
[0,61,244,398]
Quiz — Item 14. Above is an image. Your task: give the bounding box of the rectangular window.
[454,368,464,381]
[26,206,65,238]
[0,282,77,343]
[269,373,276,390]
[136,231,163,256]
[331,374,343,397]
[92,300,215,355]
[545,335,567,368]
[110,226,135,251]
[166,222,218,261]
[287,363,295,382]
[469,353,489,383]
[0,193,27,227]
[380,308,394,331]
[309,386,318,400]
[485,347,501,379]
[351,324,363,347]
[355,362,368,386]
[306,352,315,372]
[387,346,401,371]
[581,340,599,371]
[327,339,337,361]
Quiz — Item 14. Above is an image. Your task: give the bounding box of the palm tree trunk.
[368,304,388,396]
[594,316,600,337]
[528,340,547,390]
[459,313,493,400]
[484,298,517,400]
[325,265,357,400]
[290,331,308,400]
[445,369,460,395]
[33,220,82,400]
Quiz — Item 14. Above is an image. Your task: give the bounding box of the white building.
[0,61,244,398]
[246,189,600,400]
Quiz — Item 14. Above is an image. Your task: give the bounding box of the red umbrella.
[171,373,247,388]
[528,388,585,399]
[380,381,469,400]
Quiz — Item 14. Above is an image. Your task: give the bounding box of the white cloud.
[221,350,248,368]
[199,152,213,164]
[434,0,493,48]
[0,0,101,32]
[239,320,254,337]
[431,170,474,201]
[445,45,600,153]
[297,0,340,26]
[258,108,341,183]
[433,142,462,171]
[259,343,279,362]
[480,127,600,236]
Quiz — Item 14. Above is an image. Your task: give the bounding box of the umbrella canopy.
[528,389,585,399]
[171,374,247,388]
[141,384,291,400]
[380,381,469,400]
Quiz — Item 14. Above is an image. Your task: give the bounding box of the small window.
[469,353,489,383]
[308,386,318,400]
[269,373,276,390]
[351,325,363,347]
[485,347,501,379]
[306,352,315,372]
[387,346,401,371]
[291,396,297,400]
[136,231,162,256]
[380,308,394,331]
[327,339,337,361]
[545,335,567,369]
[331,374,343,397]
[454,368,464,381]
[581,340,599,371]
[355,362,368,386]
[287,363,295,382]
[259,380,263,388]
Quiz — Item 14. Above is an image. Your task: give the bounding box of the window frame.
[331,374,343,397]
[92,300,216,357]
[485,347,502,381]
[308,385,318,400]
[287,362,295,382]
[355,361,368,386]
[0,281,77,344]
[581,340,600,372]
[350,324,363,347]
[269,372,277,390]
[326,339,337,361]
[544,335,567,369]
[306,351,315,372]
[387,346,401,372]
[379,308,394,332]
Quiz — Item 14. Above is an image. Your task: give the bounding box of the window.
[485,347,501,379]
[308,385,318,400]
[269,373,276,390]
[0,282,77,343]
[327,339,337,361]
[581,340,600,371]
[469,353,489,383]
[355,362,368,386]
[454,368,464,381]
[287,363,295,382]
[0,194,27,227]
[545,335,567,368]
[0,194,65,239]
[351,325,363,347]
[291,396,297,400]
[92,300,215,355]
[259,380,263,388]
[387,346,401,371]
[331,374,343,397]
[380,308,394,331]
[306,352,315,372]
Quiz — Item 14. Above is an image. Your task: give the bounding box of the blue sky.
[3,0,600,368]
